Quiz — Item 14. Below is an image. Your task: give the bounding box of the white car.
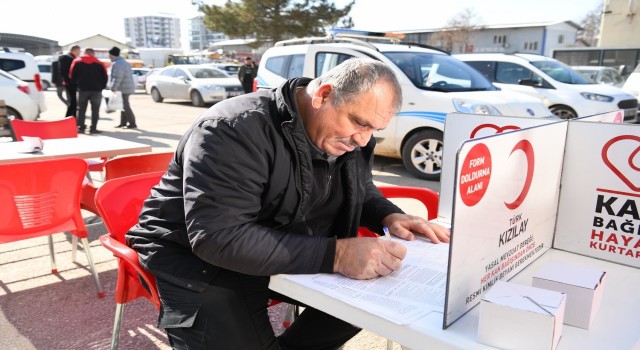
[0,51,46,115]
[37,62,53,90]
[132,67,152,90]
[571,65,625,88]
[0,69,39,121]
[146,65,244,106]
[456,53,638,122]
[256,30,553,180]
[622,63,640,119]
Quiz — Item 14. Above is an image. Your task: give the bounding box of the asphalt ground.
[0,89,439,349]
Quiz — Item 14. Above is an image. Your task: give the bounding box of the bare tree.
[429,8,484,53]
[578,2,603,46]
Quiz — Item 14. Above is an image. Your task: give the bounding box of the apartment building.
[124,15,181,48]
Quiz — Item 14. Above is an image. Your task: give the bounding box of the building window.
[558,35,564,44]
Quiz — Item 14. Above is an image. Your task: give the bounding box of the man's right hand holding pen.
[333,214,450,280]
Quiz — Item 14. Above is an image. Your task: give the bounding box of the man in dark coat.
[70,48,108,134]
[58,45,80,117]
[127,58,450,349]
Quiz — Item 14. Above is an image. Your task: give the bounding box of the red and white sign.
[440,114,556,221]
[555,121,640,268]
[444,121,567,327]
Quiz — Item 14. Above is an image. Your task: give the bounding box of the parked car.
[37,62,53,90]
[571,65,625,88]
[0,69,39,120]
[131,67,152,90]
[256,30,553,180]
[209,63,241,77]
[622,63,640,113]
[144,68,161,94]
[456,53,638,121]
[0,50,46,115]
[146,64,244,106]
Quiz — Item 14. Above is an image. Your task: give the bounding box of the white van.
[456,53,638,122]
[0,50,47,115]
[256,30,552,180]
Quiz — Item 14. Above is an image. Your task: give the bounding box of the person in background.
[70,48,108,134]
[126,58,450,349]
[108,46,137,129]
[59,45,80,117]
[238,56,257,94]
[51,59,68,106]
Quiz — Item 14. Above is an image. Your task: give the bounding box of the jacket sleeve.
[180,115,331,276]
[110,62,122,91]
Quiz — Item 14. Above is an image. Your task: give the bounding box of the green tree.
[200,0,355,47]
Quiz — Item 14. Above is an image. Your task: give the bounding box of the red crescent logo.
[602,135,640,192]
[504,140,535,210]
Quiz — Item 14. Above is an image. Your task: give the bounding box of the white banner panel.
[443,122,568,328]
[440,114,558,222]
[554,121,640,268]
[576,110,624,123]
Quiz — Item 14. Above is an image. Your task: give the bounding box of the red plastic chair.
[94,171,164,349]
[0,157,104,298]
[80,152,173,216]
[10,117,107,172]
[358,186,440,237]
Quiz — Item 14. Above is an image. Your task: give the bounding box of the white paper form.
[282,237,450,325]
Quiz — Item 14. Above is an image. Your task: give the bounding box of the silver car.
[147,64,244,107]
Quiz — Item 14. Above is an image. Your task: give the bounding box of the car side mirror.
[518,79,541,87]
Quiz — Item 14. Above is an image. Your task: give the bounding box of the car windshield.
[530,60,592,84]
[383,52,497,92]
[187,67,229,79]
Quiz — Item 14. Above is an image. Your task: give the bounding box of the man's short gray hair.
[307,58,403,113]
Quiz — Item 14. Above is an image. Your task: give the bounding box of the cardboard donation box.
[478,281,565,350]
[532,262,606,329]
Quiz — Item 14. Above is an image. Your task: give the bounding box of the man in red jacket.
[70,48,108,134]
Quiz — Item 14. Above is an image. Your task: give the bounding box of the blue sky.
[2,0,603,48]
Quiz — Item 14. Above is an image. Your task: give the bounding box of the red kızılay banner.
[444,121,568,328]
[554,121,640,268]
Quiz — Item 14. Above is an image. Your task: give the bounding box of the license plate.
[228,91,243,97]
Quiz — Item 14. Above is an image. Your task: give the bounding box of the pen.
[383,226,391,240]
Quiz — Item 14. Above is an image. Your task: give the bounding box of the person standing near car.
[70,48,108,134]
[51,59,68,107]
[238,56,257,94]
[59,45,80,117]
[108,46,137,129]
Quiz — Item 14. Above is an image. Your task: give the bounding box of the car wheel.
[549,105,577,119]
[6,106,23,120]
[191,90,204,107]
[401,129,444,181]
[150,87,163,103]
[42,80,51,91]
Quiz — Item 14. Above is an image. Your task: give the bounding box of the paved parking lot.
[0,90,439,349]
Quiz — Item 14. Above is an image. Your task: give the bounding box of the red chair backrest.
[10,117,78,141]
[105,152,173,181]
[358,186,440,238]
[0,158,88,242]
[95,171,164,243]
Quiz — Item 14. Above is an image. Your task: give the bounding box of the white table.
[270,249,640,349]
[0,136,152,164]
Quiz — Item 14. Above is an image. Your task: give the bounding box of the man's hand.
[382,213,450,243]
[334,237,407,280]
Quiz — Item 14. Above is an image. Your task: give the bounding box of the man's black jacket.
[126,78,403,291]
